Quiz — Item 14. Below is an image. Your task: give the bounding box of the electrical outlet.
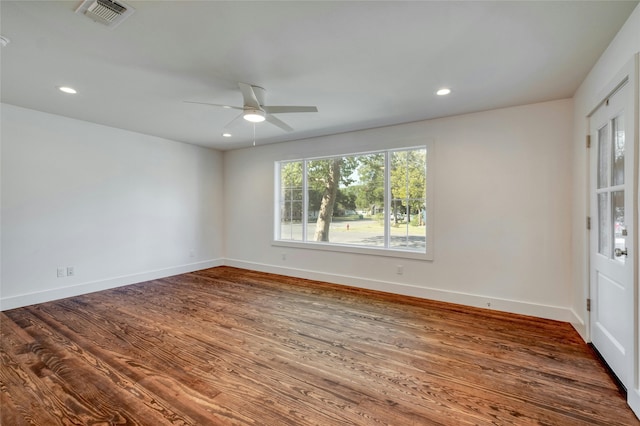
[396,265,404,275]
[66,266,75,276]
[57,267,66,278]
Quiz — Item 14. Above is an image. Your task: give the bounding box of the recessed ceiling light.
[58,86,77,94]
[222,132,232,137]
[436,88,451,96]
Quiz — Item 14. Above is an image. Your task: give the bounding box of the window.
[275,146,432,259]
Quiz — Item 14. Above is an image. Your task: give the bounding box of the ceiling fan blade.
[238,82,261,109]
[224,113,245,129]
[263,106,318,114]
[265,114,294,132]
[184,101,242,110]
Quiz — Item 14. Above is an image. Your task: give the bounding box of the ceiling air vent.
[75,0,135,28]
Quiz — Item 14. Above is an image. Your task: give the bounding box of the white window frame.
[273,144,434,260]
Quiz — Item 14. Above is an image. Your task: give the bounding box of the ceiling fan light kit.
[243,109,266,123]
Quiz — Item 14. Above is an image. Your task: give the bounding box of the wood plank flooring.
[1,266,638,425]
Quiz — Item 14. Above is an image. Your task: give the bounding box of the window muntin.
[275,147,430,257]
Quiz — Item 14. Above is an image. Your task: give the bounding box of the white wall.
[0,104,224,310]
[224,99,575,323]
[570,3,640,418]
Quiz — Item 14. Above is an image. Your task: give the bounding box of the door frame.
[587,53,639,418]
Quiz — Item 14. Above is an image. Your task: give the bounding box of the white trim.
[570,309,588,342]
[630,388,640,422]
[1,257,579,324]
[0,259,224,311]
[225,258,580,324]
[632,52,640,422]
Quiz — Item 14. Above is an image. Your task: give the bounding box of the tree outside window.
[276,147,429,254]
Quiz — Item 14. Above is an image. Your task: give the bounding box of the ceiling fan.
[185,82,318,132]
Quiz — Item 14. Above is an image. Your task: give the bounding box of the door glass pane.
[598,192,610,257]
[612,190,625,264]
[597,123,610,189]
[612,115,625,186]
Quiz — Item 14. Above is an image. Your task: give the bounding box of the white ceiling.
[1,1,637,150]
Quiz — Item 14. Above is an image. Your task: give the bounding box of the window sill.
[272,240,433,261]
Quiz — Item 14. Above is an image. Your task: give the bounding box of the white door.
[589,79,634,390]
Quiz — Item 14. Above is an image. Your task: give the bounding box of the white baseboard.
[225,258,580,324]
[630,388,640,421]
[569,310,588,342]
[0,259,224,311]
[2,257,582,326]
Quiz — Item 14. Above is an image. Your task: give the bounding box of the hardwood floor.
[1,266,638,425]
